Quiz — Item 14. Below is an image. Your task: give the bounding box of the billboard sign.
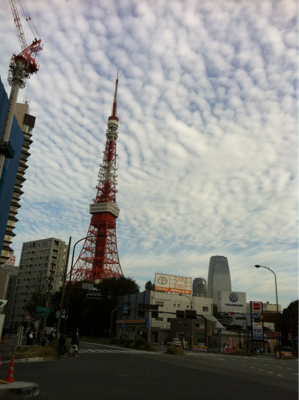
[217,291,246,312]
[7,252,15,266]
[252,322,263,341]
[154,273,192,295]
[251,302,262,312]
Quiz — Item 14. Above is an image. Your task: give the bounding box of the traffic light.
[86,288,102,299]
[223,312,233,317]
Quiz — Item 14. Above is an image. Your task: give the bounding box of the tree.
[145,280,155,291]
[25,290,40,317]
[65,276,140,337]
[280,300,298,347]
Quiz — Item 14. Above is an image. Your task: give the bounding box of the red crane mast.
[0,0,43,179]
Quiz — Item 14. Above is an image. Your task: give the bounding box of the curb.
[0,382,39,399]
[2,357,56,364]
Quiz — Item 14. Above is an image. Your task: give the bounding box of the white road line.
[250,367,255,369]
[277,375,283,377]
[288,368,294,370]
[293,373,299,376]
[259,369,264,371]
[268,371,273,374]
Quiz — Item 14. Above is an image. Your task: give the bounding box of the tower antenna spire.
[111,69,119,118]
[68,76,123,282]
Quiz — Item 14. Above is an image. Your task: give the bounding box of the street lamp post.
[255,265,281,358]
[64,235,96,334]
[179,294,193,350]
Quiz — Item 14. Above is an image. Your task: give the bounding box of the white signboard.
[252,322,263,341]
[82,283,94,290]
[154,273,192,295]
[217,291,246,313]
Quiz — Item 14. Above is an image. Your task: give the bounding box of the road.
[6,342,299,400]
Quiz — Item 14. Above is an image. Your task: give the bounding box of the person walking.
[71,334,80,351]
[58,334,66,356]
[28,330,34,345]
[41,330,48,347]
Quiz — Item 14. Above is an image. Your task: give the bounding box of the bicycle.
[69,344,79,358]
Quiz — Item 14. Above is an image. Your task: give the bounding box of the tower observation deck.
[69,74,123,282]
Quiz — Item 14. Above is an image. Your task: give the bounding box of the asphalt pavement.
[5,342,298,400]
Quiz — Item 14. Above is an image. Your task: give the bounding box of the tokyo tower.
[70,74,123,282]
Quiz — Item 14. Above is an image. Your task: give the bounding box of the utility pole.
[57,237,71,337]
[41,261,55,332]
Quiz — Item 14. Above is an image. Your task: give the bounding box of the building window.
[155,301,164,307]
[155,317,163,321]
[203,307,208,312]
[138,311,145,318]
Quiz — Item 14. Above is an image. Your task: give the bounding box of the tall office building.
[193,278,207,297]
[0,79,24,262]
[0,95,36,264]
[0,261,18,329]
[207,255,232,305]
[10,238,68,328]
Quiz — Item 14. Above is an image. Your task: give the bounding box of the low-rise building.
[116,290,222,346]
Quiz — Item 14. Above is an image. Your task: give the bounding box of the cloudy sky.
[0,0,297,309]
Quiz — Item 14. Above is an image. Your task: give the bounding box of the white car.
[167,338,182,347]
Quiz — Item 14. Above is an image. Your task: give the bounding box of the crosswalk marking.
[80,348,157,354]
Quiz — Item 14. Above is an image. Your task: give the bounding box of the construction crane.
[0,0,43,180]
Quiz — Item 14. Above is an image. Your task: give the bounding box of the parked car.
[167,338,182,347]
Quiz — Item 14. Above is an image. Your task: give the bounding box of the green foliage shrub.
[165,346,185,356]
[145,344,157,352]
[111,337,119,344]
[229,349,247,356]
[135,338,146,348]
[37,346,57,357]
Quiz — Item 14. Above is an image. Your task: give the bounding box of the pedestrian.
[58,334,66,355]
[41,330,48,347]
[49,330,55,343]
[28,330,34,345]
[26,329,31,345]
[71,334,80,350]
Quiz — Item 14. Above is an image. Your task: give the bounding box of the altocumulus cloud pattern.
[0,0,297,308]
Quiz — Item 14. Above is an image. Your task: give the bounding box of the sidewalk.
[0,335,18,362]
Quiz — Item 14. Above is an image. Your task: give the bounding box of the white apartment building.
[10,238,69,328]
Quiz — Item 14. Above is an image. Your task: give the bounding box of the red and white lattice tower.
[70,74,123,281]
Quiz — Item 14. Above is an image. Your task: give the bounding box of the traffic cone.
[4,357,15,383]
